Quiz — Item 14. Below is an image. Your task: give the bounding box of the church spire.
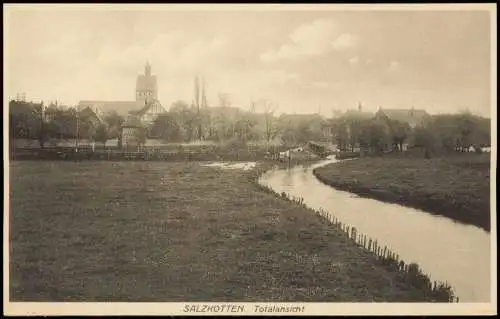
[145,61,151,77]
[201,77,207,108]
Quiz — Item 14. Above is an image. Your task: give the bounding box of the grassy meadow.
[9,160,441,302]
[313,153,491,231]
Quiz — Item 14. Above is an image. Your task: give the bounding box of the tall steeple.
[194,76,200,109]
[145,61,151,77]
[201,77,207,108]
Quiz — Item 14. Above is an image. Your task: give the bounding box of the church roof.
[78,106,103,123]
[136,75,157,92]
[343,109,374,119]
[78,100,141,117]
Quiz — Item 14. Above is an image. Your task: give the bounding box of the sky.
[4,5,494,117]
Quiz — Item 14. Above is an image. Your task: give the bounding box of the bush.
[220,136,247,152]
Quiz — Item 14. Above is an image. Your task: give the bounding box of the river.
[258,157,491,302]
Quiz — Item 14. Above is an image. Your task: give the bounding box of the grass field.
[313,153,491,231]
[10,160,443,301]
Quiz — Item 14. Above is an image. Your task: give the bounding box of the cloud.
[260,19,358,62]
[96,31,229,75]
[333,33,357,50]
[348,56,359,66]
[303,81,341,90]
[388,60,401,72]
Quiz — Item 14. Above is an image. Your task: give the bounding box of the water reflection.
[259,158,491,302]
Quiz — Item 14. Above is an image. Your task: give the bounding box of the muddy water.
[258,157,491,302]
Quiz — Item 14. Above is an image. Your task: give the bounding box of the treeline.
[8,99,331,148]
[331,112,490,157]
[9,100,124,147]
[10,99,490,155]
[150,100,331,145]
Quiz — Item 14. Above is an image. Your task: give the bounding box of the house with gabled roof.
[132,99,166,126]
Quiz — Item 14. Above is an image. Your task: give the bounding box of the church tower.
[136,61,157,105]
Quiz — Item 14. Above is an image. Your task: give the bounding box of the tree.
[346,118,363,152]
[133,127,148,149]
[77,116,97,141]
[390,120,411,152]
[428,114,461,154]
[355,119,391,155]
[104,111,125,140]
[51,108,79,139]
[234,113,258,142]
[413,125,434,158]
[151,113,183,142]
[170,100,190,113]
[170,100,198,142]
[9,100,33,139]
[263,101,278,142]
[280,123,298,145]
[31,102,48,148]
[94,124,109,147]
[332,117,349,151]
[457,113,475,152]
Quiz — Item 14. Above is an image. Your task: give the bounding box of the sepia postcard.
[3,3,497,316]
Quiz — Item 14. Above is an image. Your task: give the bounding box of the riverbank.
[10,160,446,301]
[313,154,491,232]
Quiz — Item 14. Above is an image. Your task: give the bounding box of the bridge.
[306,141,336,157]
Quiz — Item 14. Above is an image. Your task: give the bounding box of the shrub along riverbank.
[10,160,452,302]
[313,153,491,232]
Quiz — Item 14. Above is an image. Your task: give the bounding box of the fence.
[9,139,306,163]
[9,145,291,163]
[255,170,459,303]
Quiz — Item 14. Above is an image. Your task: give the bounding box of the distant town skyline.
[4,5,494,117]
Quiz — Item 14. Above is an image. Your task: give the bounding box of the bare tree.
[263,100,278,142]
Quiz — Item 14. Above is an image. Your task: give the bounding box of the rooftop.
[78,100,141,117]
[131,99,165,117]
[376,108,430,127]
